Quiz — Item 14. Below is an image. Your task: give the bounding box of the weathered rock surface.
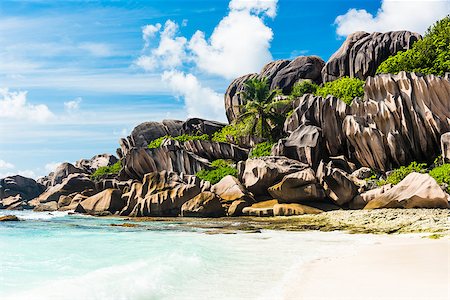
[34,201,58,212]
[350,184,392,209]
[238,156,308,196]
[0,175,45,201]
[272,124,322,168]
[285,72,450,171]
[182,140,249,162]
[75,154,118,174]
[441,132,450,163]
[117,118,225,158]
[37,174,95,203]
[241,200,278,217]
[273,203,323,216]
[0,215,19,222]
[268,168,326,203]
[0,195,25,210]
[227,200,250,217]
[120,144,210,181]
[120,171,201,217]
[75,189,125,215]
[181,192,224,217]
[365,173,450,209]
[225,56,325,122]
[322,31,421,82]
[316,160,358,206]
[211,175,254,204]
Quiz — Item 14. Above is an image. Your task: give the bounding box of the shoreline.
[285,235,450,300]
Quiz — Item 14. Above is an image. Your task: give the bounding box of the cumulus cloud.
[64,97,82,113]
[0,160,14,169]
[335,0,450,36]
[162,71,225,121]
[0,88,54,122]
[136,0,278,121]
[0,169,36,179]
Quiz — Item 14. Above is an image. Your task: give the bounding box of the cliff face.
[277,72,450,171]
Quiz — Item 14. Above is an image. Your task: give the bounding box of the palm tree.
[236,77,291,141]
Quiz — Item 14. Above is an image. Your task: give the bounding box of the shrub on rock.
[196,160,238,184]
[90,161,122,181]
[429,164,450,189]
[378,161,427,186]
[315,77,365,105]
[249,142,275,158]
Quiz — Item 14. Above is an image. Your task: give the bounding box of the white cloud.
[136,20,188,71]
[229,0,278,18]
[189,10,274,79]
[64,97,82,113]
[78,42,113,57]
[0,169,36,179]
[135,0,278,122]
[44,162,62,173]
[162,71,226,121]
[0,160,14,169]
[0,88,54,123]
[335,0,450,36]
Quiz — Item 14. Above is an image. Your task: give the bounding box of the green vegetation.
[315,77,365,105]
[429,164,450,187]
[377,16,450,76]
[249,142,275,158]
[195,159,238,184]
[378,161,427,186]
[211,120,250,144]
[91,161,122,181]
[148,134,209,149]
[238,77,291,141]
[290,80,318,98]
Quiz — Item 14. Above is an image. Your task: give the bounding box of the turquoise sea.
[0,211,378,300]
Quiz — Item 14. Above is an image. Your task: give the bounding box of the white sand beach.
[286,236,450,300]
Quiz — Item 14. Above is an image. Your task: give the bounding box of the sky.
[0,0,449,179]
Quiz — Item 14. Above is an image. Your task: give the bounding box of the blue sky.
[0,0,448,178]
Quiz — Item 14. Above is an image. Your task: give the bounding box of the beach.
[288,236,450,300]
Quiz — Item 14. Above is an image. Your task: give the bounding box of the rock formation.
[322,31,421,82]
[181,192,224,217]
[37,173,95,203]
[120,171,202,216]
[365,173,450,209]
[75,154,118,174]
[75,189,125,215]
[283,72,450,171]
[117,118,225,158]
[0,175,45,201]
[224,56,325,122]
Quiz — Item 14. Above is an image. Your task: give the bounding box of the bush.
[290,80,318,98]
[378,161,427,186]
[211,120,250,144]
[249,142,274,158]
[315,77,365,105]
[148,134,209,149]
[91,161,122,181]
[377,16,450,76]
[429,164,450,187]
[195,159,238,184]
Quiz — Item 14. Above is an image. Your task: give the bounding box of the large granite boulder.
[75,154,118,174]
[120,171,202,217]
[316,160,358,206]
[37,174,95,203]
[365,173,450,209]
[241,200,278,217]
[181,192,224,217]
[322,31,421,82]
[350,184,393,209]
[182,140,249,162]
[0,195,26,210]
[224,56,325,122]
[285,72,450,172]
[238,156,309,196]
[120,143,210,181]
[182,118,226,136]
[272,124,322,169]
[0,175,45,201]
[268,168,326,203]
[75,189,125,215]
[211,175,254,204]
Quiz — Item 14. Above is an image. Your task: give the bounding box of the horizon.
[1,0,449,179]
